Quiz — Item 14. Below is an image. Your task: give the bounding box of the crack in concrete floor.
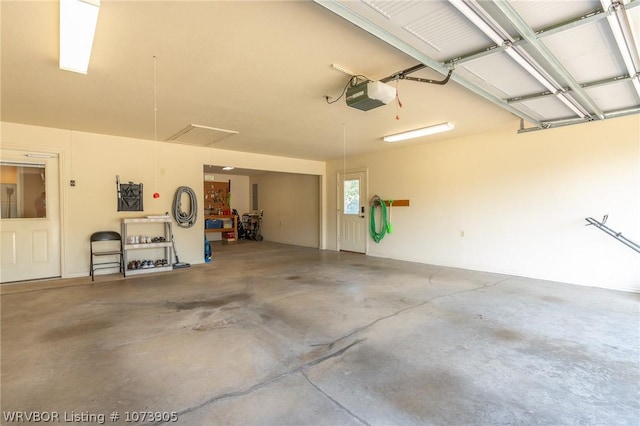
[311,276,512,349]
[163,276,513,424]
[159,339,365,425]
[301,370,371,426]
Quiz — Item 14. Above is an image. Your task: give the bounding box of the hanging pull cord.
[369,195,388,243]
[395,77,403,120]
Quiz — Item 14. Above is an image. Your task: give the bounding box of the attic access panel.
[166,124,239,147]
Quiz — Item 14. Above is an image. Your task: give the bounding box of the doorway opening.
[203,165,322,249]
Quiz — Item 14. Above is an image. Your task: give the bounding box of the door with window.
[0,150,61,283]
[339,170,366,253]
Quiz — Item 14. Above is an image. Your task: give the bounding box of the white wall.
[1,122,325,278]
[327,115,640,292]
[250,172,320,248]
[3,116,638,291]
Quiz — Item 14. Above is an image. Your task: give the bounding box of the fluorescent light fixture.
[601,0,640,99]
[60,0,101,74]
[383,122,455,143]
[222,166,235,171]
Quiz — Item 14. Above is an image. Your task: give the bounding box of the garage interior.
[1,0,639,424]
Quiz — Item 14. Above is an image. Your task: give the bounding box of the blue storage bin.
[205,219,223,229]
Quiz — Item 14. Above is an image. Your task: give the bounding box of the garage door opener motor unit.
[346,80,396,111]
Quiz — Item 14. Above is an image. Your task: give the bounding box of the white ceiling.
[2,1,639,162]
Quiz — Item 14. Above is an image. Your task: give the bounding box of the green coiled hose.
[369,195,387,243]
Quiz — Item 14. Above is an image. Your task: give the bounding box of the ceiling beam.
[492,0,606,120]
[506,74,633,104]
[519,105,640,133]
[536,9,606,39]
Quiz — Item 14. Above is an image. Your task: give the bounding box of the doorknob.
[360,206,365,218]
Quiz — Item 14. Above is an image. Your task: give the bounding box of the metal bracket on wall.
[585,215,640,254]
[380,64,453,86]
[369,198,410,207]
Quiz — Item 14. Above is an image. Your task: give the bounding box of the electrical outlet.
[460,230,465,237]
[70,180,76,187]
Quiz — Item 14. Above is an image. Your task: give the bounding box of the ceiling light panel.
[59,0,101,74]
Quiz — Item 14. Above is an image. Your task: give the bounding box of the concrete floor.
[1,241,638,425]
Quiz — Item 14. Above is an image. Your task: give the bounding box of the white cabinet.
[121,217,173,276]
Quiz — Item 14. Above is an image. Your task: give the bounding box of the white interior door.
[339,170,366,253]
[1,150,61,283]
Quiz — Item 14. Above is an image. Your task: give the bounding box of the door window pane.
[343,178,360,215]
[0,162,46,219]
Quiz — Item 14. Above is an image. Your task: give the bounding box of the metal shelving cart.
[121,216,173,276]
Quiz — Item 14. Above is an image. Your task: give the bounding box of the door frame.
[337,167,368,254]
[0,144,65,283]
